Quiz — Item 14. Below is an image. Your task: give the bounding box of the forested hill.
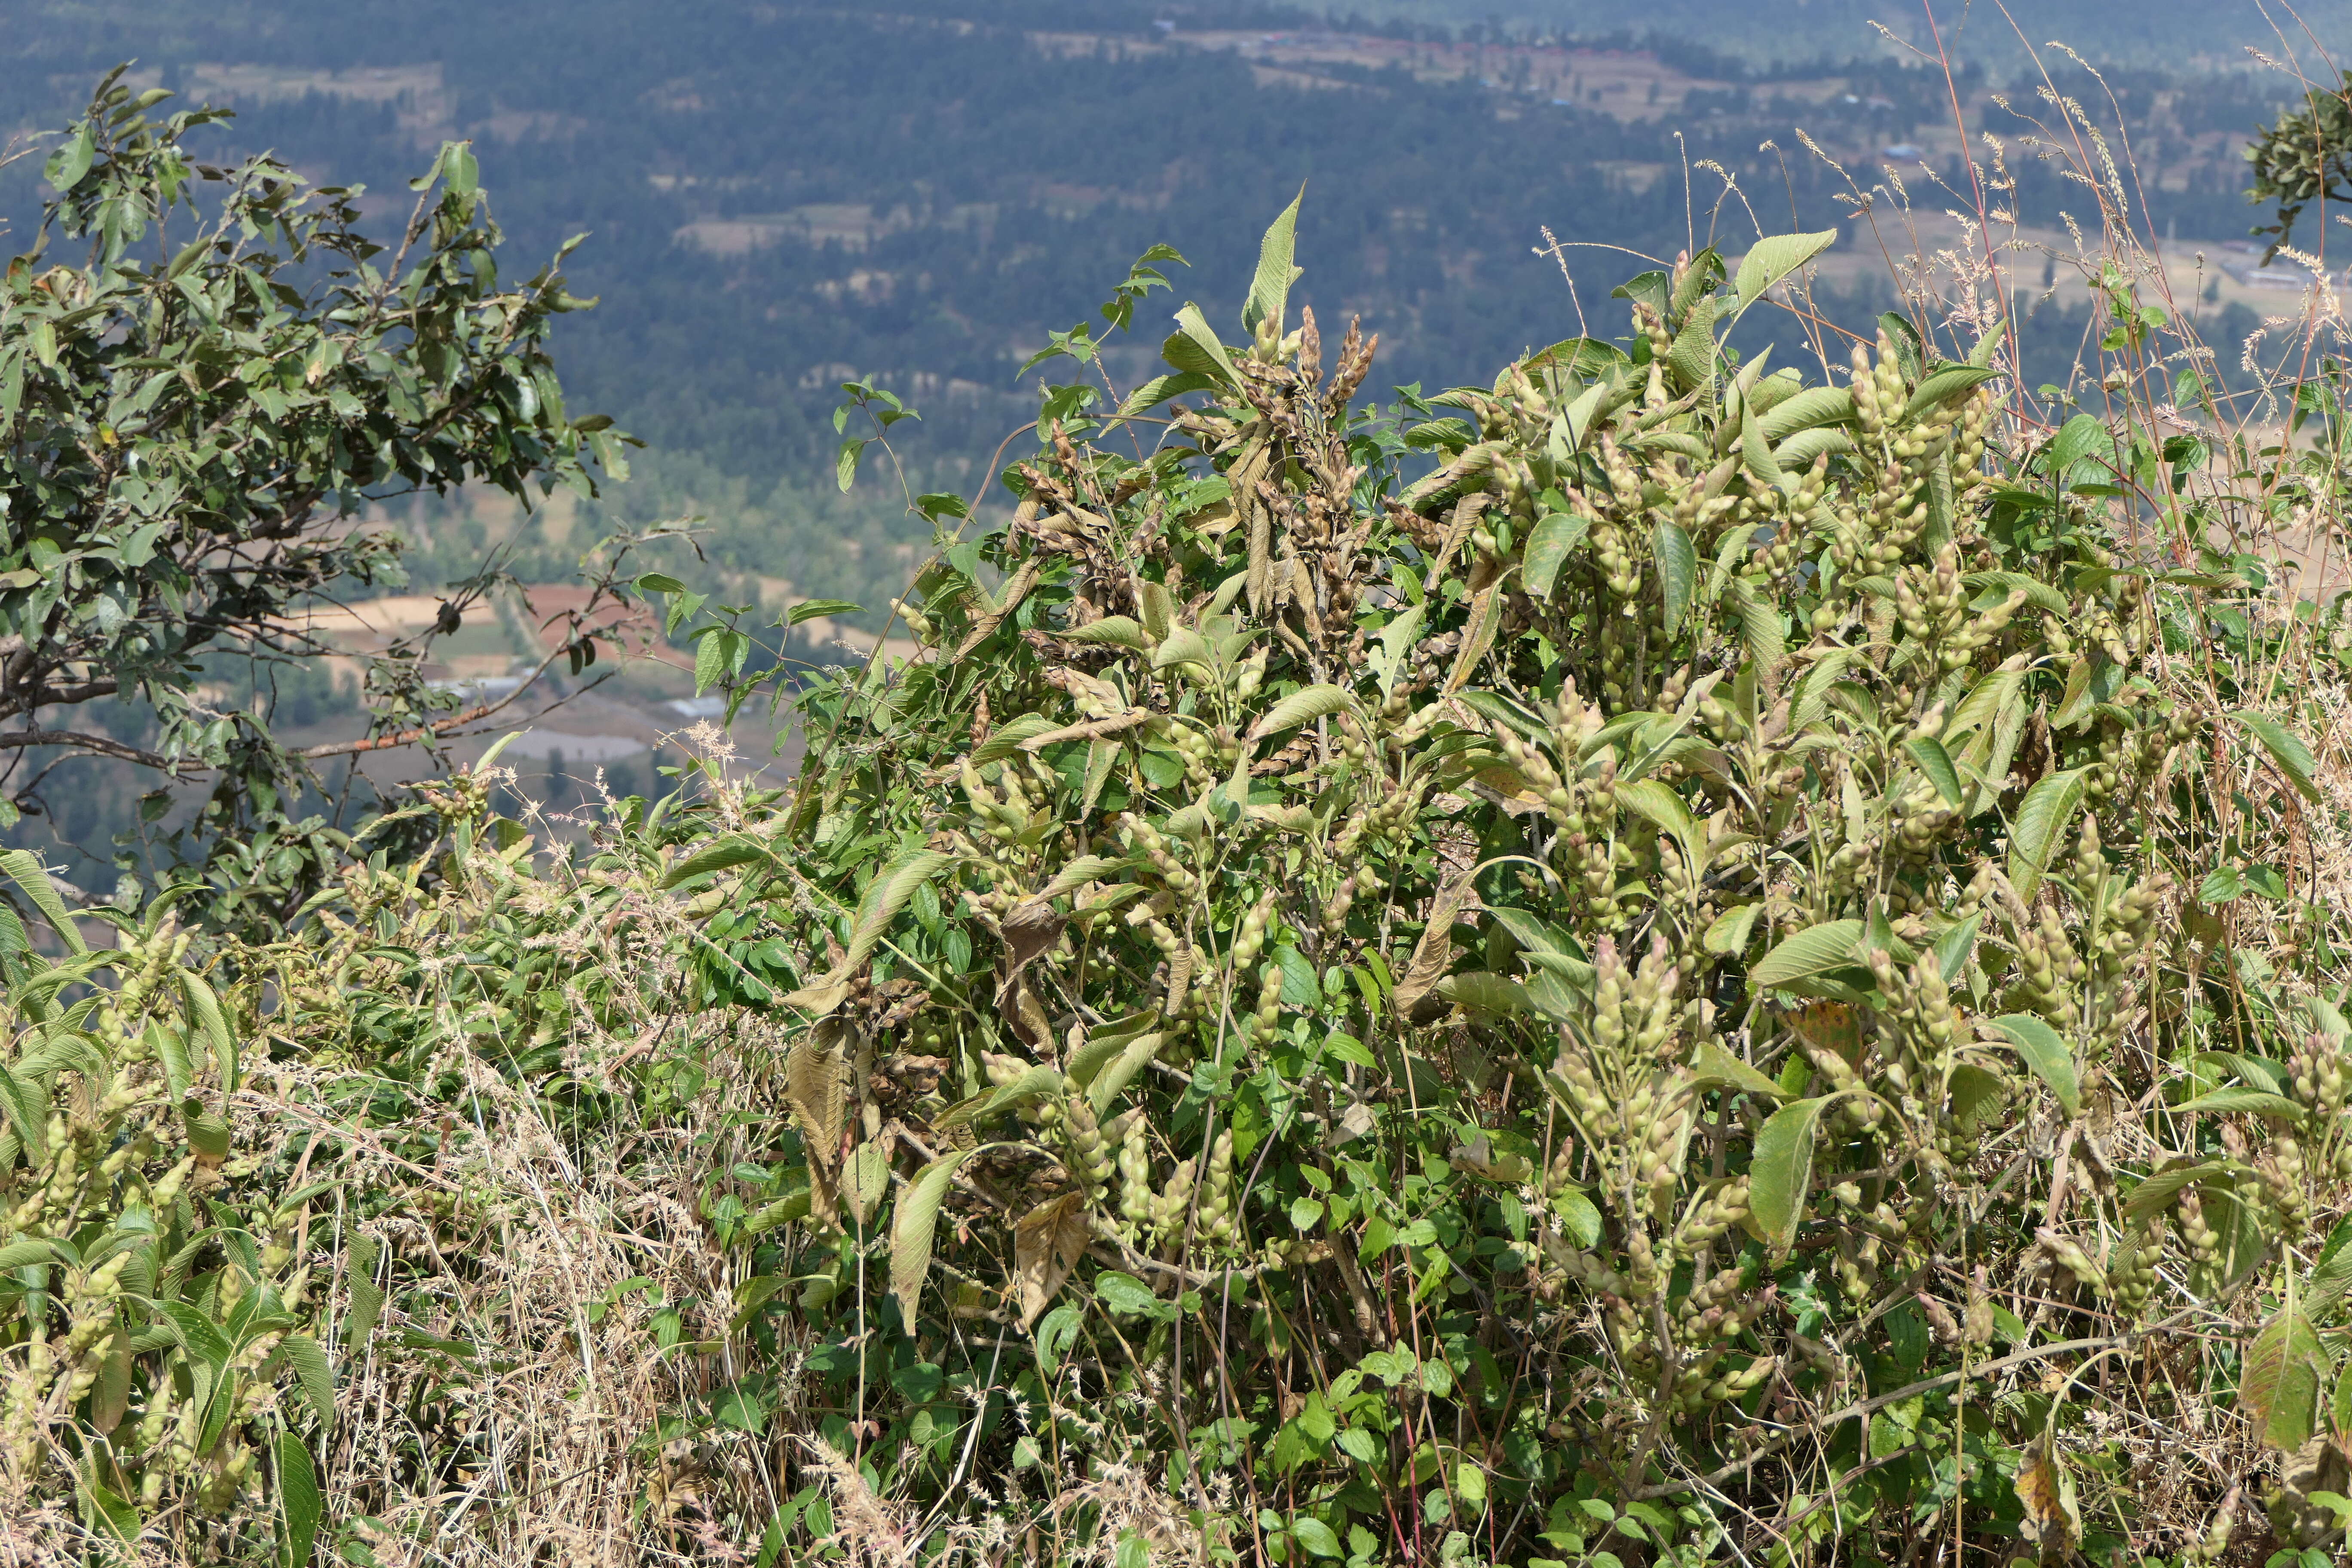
[1,0,2312,613]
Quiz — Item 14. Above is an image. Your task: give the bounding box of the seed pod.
[1118,1119,1154,1228]
[1153,1158,1197,1243]
[1201,1130,1237,1244]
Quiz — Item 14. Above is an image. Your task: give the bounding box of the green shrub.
[9,205,2352,1567]
[631,211,2348,1562]
[0,854,334,1562]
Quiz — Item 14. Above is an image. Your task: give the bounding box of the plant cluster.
[10,107,2352,1568]
[0,75,628,921]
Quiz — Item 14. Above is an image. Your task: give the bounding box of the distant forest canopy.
[0,0,2318,621]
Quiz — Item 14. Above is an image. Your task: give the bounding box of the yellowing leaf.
[2241,1308,2326,1450]
[890,1150,973,1329]
[1523,511,1589,600]
[2013,1436,2081,1555]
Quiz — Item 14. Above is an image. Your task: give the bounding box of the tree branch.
[0,729,186,773]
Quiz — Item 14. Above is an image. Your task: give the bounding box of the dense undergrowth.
[17,76,2352,1568]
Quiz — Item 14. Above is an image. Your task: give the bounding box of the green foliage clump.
[629,212,2347,1561]
[2246,71,2352,255]
[0,74,624,916]
[0,854,336,1562]
[6,205,2352,1567]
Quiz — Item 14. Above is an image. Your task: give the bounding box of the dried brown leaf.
[787,1020,852,1173]
[1013,1193,1092,1329]
[1393,866,1477,1024]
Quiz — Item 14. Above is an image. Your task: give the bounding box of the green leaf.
[936,1065,1066,1130]
[693,630,730,696]
[1088,1031,1167,1116]
[1905,736,1964,808]
[1153,627,1215,673]
[2006,769,2088,901]
[1035,856,1129,901]
[273,1334,334,1430]
[1689,1039,1785,1100]
[1961,571,2070,616]
[840,850,956,975]
[343,1241,386,1352]
[161,1299,233,1374]
[2310,1222,2352,1307]
[2043,413,2113,478]
[45,124,95,194]
[1989,1014,2080,1117]
[1374,604,1426,702]
[1654,521,1696,636]
[1703,902,1763,957]
[1734,230,1838,312]
[1243,187,1306,339]
[846,1138,891,1225]
[0,1063,49,1164]
[1720,577,1784,678]
[1290,1519,1343,1559]
[2198,864,2246,905]
[276,1432,321,1568]
[1612,778,1700,871]
[1061,616,1154,652]
[2122,1162,2226,1226]
[1749,920,1865,989]
[1900,363,2002,423]
[0,849,86,953]
[1749,1096,1835,1253]
[181,970,238,1096]
[1740,394,1787,491]
[1665,297,1718,393]
[2230,710,2322,803]
[1246,683,1352,742]
[658,834,775,891]
[1433,971,1531,1015]
[1758,385,1855,441]
[0,1238,61,1271]
[1772,426,1854,466]
[1556,1187,1602,1247]
[1119,372,1219,417]
[182,1104,231,1163]
[1170,303,1242,388]
[891,1150,972,1327]
[442,141,479,198]
[79,1465,140,1544]
[789,599,864,626]
[1096,1270,1176,1321]
[2049,656,2096,731]
[1522,512,1589,601]
[1929,913,1981,982]
[976,714,1063,763]
[1485,904,1569,954]
[2174,1086,2308,1120]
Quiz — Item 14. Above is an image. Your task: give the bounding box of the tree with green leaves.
[0,70,631,916]
[2246,72,2352,254]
